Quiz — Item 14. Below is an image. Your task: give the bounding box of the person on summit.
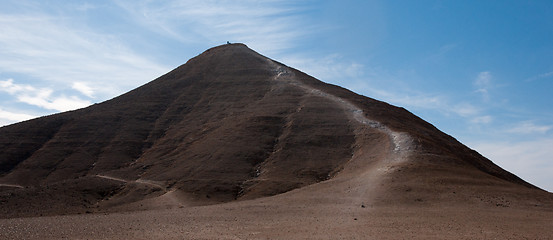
[227,41,231,44]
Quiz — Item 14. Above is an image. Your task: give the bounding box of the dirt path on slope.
[95,175,166,190]
[267,60,416,208]
[0,183,23,189]
[95,175,185,209]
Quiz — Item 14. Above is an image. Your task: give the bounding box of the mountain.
[0,44,551,239]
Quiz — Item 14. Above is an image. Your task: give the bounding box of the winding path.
[95,174,166,191]
[0,183,23,189]
[95,174,185,207]
[267,59,418,211]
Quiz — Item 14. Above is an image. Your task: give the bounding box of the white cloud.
[72,82,95,98]
[475,71,492,87]
[526,71,553,82]
[75,2,97,12]
[368,90,489,124]
[280,54,365,83]
[377,91,444,111]
[17,94,90,112]
[470,115,493,124]
[0,79,91,111]
[474,71,492,100]
[115,0,311,55]
[0,78,32,94]
[0,13,169,99]
[447,104,492,124]
[507,121,552,135]
[470,139,553,192]
[0,108,37,123]
[422,43,458,64]
[451,103,480,117]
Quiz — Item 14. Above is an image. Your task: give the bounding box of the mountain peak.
[190,42,263,64]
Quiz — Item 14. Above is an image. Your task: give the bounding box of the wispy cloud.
[372,90,445,111]
[470,138,553,192]
[74,2,98,12]
[72,82,95,98]
[0,79,90,111]
[451,103,480,117]
[422,43,458,64]
[0,13,170,99]
[280,54,365,83]
[470,115,493,124]
[474,71,492,101]
[0,3,175,126]
[0,108,37,125]
[526,71,553,82]
[115,0,312,55]
[475,71,492,87]
[507,121,552,135]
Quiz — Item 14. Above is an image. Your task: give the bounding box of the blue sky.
[1,0,552,192]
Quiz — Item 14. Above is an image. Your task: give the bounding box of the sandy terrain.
[1,177,551,239]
